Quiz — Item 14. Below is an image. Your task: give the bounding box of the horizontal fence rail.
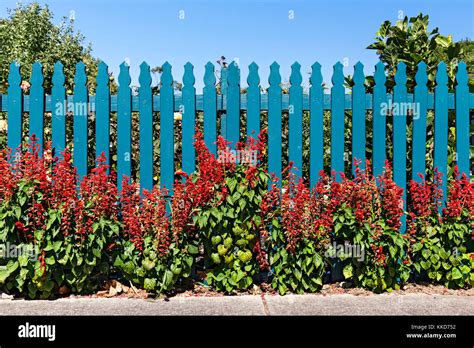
[1,93,473,112]
[0,60,472,233]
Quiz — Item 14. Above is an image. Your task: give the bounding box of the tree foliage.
[365,13,465,92]
[0,2,115,94]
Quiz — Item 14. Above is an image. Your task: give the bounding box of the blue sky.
[1,0,473,89]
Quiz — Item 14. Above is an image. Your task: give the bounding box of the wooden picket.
[138,62,153,193]
[268,62,282,184]
[160,62,174,192]
[51,62,66,158]
[246,62,260,137]
[73,62,88,180]
[434,62,449,210]
[117,62,132,192]
[372,61,386,178]
[289,62,303,176]
[412,62,428,182]
[7,62,22,154]
[455,62,470,177]
[393,62,408,231]
[182,62,196,174]
[203,62,217,156]
[1,59,473,233]
[331,62,345,181]
[352,62,365,174]
[309,62,324,188]
[96,61,110,169]
[29,62,44,153]
[226,62,240,148]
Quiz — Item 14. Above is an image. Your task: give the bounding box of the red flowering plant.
[113,181,195,294]
[0,138,119,298]
[408,166,473,288]
[331,160,410,293]
[185,130,270,293]
[267,166,332,295]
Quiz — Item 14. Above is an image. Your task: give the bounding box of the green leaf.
[343,263,353,279]
[14,206,21,219]
[421,249,431,259]
[294,268,302,281]
[187,244,199,255]
[45,255,55,265]
[451,267,462,280]
[420,260,431,270]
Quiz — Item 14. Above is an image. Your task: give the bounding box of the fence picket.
[331,62,345,181]
[52,62,66,158]
[117,62,132,192]
[268,62,282,184]
[160,62,174,192]
[309,62,323,188]
[203,62,217,155]
[247,62,260,137]
[96,61,110,169]
[182,62,196,174]
[434,62,448,208]
[227,62,240,148]
[7,62,22,154]
[393,62,407,232]
[220,67,228,139]
[352,62,365,174]
[73,61,88,179]
[138,61,153,192]
[412,62,428,181]
[372,61,386,177]
[29,62,44,152]
[455,62,469,178]
[289,62,303,177]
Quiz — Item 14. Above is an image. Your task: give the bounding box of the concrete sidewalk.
[0,293,472,315]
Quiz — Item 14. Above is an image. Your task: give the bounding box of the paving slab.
[0,294,472,316]
[0,296,265,316]
[263,293,474,315]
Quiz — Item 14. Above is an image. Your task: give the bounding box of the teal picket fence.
[0,60,472,232]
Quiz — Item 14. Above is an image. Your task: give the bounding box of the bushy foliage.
[0,139,119,298]
[407,167,474,288]
[266,168,332,295]
[113,183,195,294]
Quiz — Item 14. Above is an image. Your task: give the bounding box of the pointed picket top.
[52,61,65,86]
[353,61,365,85]
[269,61,281,86]
[247,62,260,86]
[310,62,322,86]
[118,61,131,87]
[74,61,87,87]
[139,61,151,87]
[331,62,344,86]
[455,61,468,85]
[8,61,21,86]
[415,61,428,86]
[394,62,407,86]
[435,61,448,85]
[96,61,109,89]
[161,61,173,87]
[374,61,386,85]
[289,61,302,86]
[183,62,195,86]
[204,61,216,86]
[227,61,240,86]
[31,62,44,87]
